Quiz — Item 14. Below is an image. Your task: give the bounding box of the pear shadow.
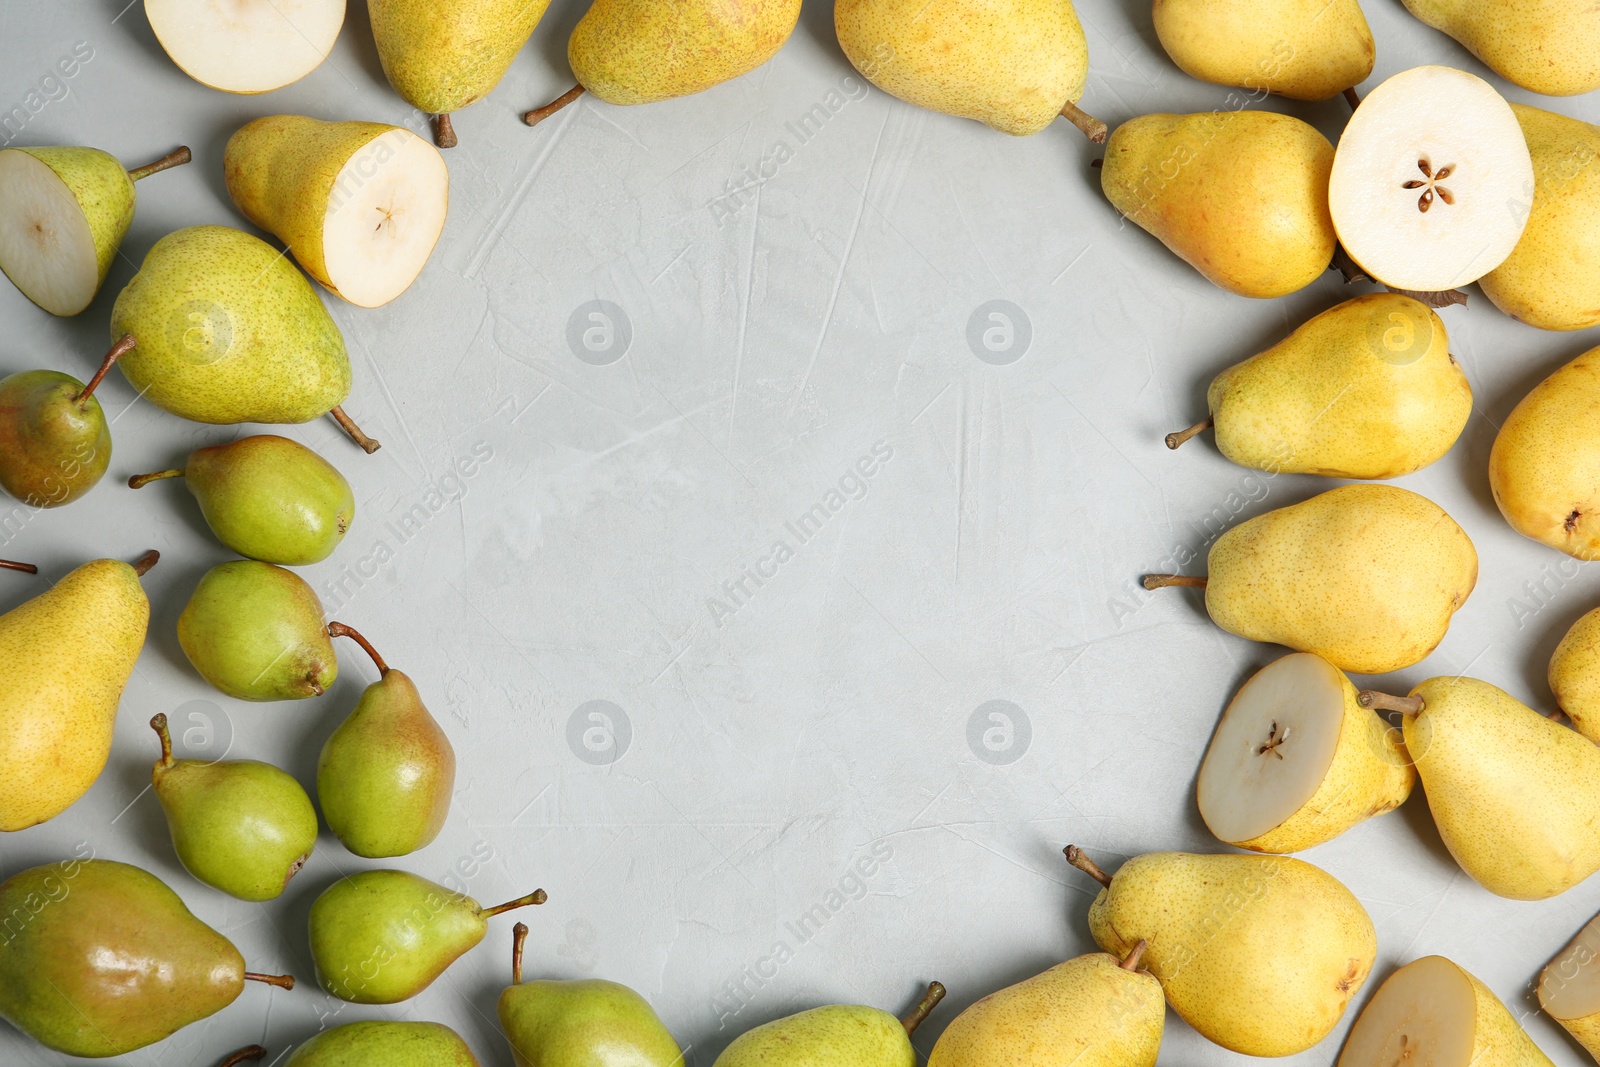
[287,669,370,786]
[144,554,216,678]
[1394,781,1457,873]
[527,0,589,85]
[103,0,174,73]
[797,0,857,80]
[1102,0,1163,59]
[460,970,514,1066]
[111,742,172,858]
[339,0,387,91]
[1528,602,1595,709]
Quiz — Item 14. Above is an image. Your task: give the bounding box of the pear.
[0,859,294,1057]
[928,943,1161,1067]
[713,982,946,1066]
[1490,346,1600,559]
[1361,677,1600,900]
[130,435,355,565]
[370,0,552,147]
[1539,912,1600,1057]
[1399,0,1600,96]
[0,145,189,317]
[1197,652,1414,853]
[827,0,1104,142]
[224,116,449,308]
[1144,484,1476,674]
[178,560,337,701]
[1340,956,1554,1066]
[218,1048,270,1067]
[1065,846,1375,1057]
[1153,0,1374,100]
[110,225,380,453]
[150,712,317,902]
[284,1022,481,1065]
[0,551,155,831]
[145,0,346,94]
[1166,293,1471,478]
[318,624,455,858]
[0,335,134,507]
[1102,110,1335,298]
[498,921,684,1067]
[1551,606,1600,743]
[310,869,546,1003]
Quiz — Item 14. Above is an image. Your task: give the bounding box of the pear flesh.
[1550,606,1600,743]
[145,0,346,94]
[1540,913,1600,1056]
[1153,0,1374,100]
[285,1021,481,1066]
[1400,0,1600,96]
[1490,347,1600,559]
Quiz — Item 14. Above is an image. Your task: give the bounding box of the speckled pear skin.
[110,225,351,426]
[0,369,111,507]
[1153,0,1373,101]
[0,559,148,831]
[1459,964,1557,1065]
[1490,348,1600,560]
[1401,0,1600,96]
[836,0,1088,136]
[286,1021,482,1066]
[1087,852,1375,1057]
[499,978,685,1067]
[177,560,337,702]
[572,0,801,107]
[182,434,355,565]
[1204,484,1476,674]
[370,0,551,113]
[1550,605,1600,743]
[713,1004,915,1066]
[12,146,134,298]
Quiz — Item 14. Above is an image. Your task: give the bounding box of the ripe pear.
[310,869,546,1004]
[1362,676,1600,900]
[0,859,294,1057]
[130,435,354,565]
[145,0,346,94]
[1197,652,1414,853]
[1551,606,1600,743]
[110,225,379,452]
[1102,110,1336,298]
[713,982,946,1066]
[1065,846,1375,1057]
[1399,0,1600,96]
[1340,956,1554,1066]
[928,943,1162,1067]
[1144,484,1476,674]
[0,335,134,507]
[1153,0,1374,100]
[150,712,317,901]
[498,921,684,1067]
[224,116,449,308]
[0,551,155,831]
[1490,346,1600,559]
[178,560,337,701]
[1540,912,1600,1057]
[318,624,455,858]
[1167,293,1471,478]
[0,145,189,316]
[284,1022,481,1066]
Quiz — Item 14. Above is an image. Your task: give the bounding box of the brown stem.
[1342,87,1361,111]
[328,621,389,675]
[1120,939,1148,971]
[511,921,528,985]
[329,405,381,453]
[127,146,192,183]
[0,559,37,574]
[480,888,548,919]
[1165,417,1213,450]
[524,84,586,127]
[131,550,160,576]
[76,335,136,403]
[1064,845,1113,888]
[244,972,296,990]
[900,981,946,1035]
[215,1047,267,1067]
[128,469,184,489]
[434,113,458,149]
[150,713,174,769]
[1358,691,1425,715]
[1142,573,1207,590]
[1060,100,1108,144]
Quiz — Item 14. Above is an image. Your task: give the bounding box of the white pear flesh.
[1329,65,1532,292]
[0,150,99,316]
[1338,956,1477,1066]
[145,0,346,94]
[321,130,449,308]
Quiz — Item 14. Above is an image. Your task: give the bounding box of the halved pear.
[1197,652,1414,853]
[1338,956,1553,1066]
[1540,912,1600,1058]
[1329,66,1533,292]
[145,0,346,94]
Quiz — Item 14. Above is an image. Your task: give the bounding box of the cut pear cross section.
[146,0,346,94]
[322,129,449,308]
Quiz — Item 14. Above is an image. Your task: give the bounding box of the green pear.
[370,0,553,147]
[713,983,946,1066]
[130,434,354,565]
[498,921,684,1067]
[284,1022,481,1065]
[1144,484,1476,674]
[1362,677,1600,900]
[1341,956,1554,1066]
[1102,110,1336,297]
[0,335,134,507]
[0,859,294,1057]
[178,560,337,701]
[1400,0,1600,96]
[1154,0,1373,100]
[0,145,189,316]
[150,712,317,902]
[1540,912,1600,1058]
[1550,605,1600,743]
[109,225,380,452]
[928,944,1161,1067]
[1167,294,1471,478]
[310,869,546,1004]
[318,624,455,858]
[1482,105,1600,331]
[1065,846,1375,1057]
[0,551,154,831]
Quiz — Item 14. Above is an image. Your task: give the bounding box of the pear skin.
[1153,0,1374,100]
[1490,347,1600,559]
[1400,0,1600,96]
[713,988,939,1067]
[1551,605,1600,743]
[1540,913,1600,1059]
[284,1021,481,1066]
[0,335,131,508]
[177,560,337,701]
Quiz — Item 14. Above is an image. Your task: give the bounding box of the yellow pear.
[1066,847,1375,1057]
[1167,293,1471,478]
[1363,676,1600,900]
[1400,0,1600,96]
[1490,346,1600,559]
[1551,605,1600,743]
[0,553,155,831]
[1481,105,1600,332]
[1153,0,1374,100]
[1144,484,1476,674]
[927,944,1163,1067]
[1340,956,1554,1066]
[1540,911,1600,1058]
[1102,110,1336,298]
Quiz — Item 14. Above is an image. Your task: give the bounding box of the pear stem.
[1165,417,1213,450]
[215,1047,267,1067]
[434,113,458,149]
[128,469,184,489]
[1119,939,1148,971]
[329,406,381,453]
[524,84,586,127]
[1342,87,1361,111]
[127,146,192,182]
[1142,573,1207,590]
[76,335,136,403]
[131,550,160,577]
[1059,100,1108,144]
[511,921,528,985]
[1358,691,1425,715]
[900,981,946,1035]
[244,972,296,990]
[150,713,175,769]
[0,559,37,574]
[1064,845,1113,888]
[327,621,389,676]
[480,888,548,919]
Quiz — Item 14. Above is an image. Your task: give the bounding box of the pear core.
[0,150,99,316]
[321,129,449,307]
[1337,956,1477,1066]
[145,0,345,94]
